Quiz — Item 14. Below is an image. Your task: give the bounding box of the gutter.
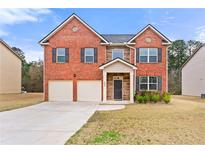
[100,42,135,46]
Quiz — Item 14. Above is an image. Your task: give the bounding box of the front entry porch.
[99,58,137,103]
[107,73,130,101]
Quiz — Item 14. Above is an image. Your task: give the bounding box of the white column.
[130,71,134,103]
[103,71,107,102]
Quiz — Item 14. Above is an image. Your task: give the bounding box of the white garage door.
[77,80,101,102]
[49,80,73,102]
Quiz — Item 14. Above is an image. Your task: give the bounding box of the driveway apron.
[0,101,99,145]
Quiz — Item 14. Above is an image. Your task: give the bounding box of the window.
[139,76,158,91]
[139,48,158,63]
[149,48,158,62]
[112,49,124,60]
[139,48,148,62]
[85,48,94,63]
[56,48,66,62]
[139,76,148,90]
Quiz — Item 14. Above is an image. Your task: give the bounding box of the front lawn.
[66,95,205,144]
[0,93,43,112]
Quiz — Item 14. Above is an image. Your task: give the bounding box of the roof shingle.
[101,34,135,43]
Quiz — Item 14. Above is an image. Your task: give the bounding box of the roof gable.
[0,39,22,60]
[127,24,172,45]
[99,58,137,70]
[181,44,205,69]
[39,13,109,45]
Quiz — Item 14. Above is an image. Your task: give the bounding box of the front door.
[114,80,122,100]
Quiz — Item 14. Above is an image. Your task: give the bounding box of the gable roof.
[39,14,171,45]
[99,58,137,70]
[39,13,109,45]
[101,34,135,43]
[181,44,205,70]
[127,24,172,45]
[0,39,22,60]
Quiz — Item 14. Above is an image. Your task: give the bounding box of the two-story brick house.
[39,13,171,103]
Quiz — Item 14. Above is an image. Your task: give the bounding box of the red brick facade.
[44,18,106,101]
[133,28,168,92]
[42,15,169,101]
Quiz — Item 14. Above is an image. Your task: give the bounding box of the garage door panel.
[49,80,73,102]
[77,80,101,102]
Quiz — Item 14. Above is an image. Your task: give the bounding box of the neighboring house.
[181,45,205,96]
[39,13,171,103]
[0,39,22,94]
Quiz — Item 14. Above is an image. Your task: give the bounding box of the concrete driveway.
[0,101,99,145]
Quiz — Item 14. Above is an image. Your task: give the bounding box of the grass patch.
[66,95,205,144]
[0,93,43,112]
[91,131,120,144]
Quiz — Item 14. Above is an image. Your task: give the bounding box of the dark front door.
[114,80,122,100]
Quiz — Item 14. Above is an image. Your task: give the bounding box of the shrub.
[162,92,171,104]
[143,95,149,103]
[149,94,154,102]
[135,91,170,104]
[136,95,144,103]
[152,94,161,103]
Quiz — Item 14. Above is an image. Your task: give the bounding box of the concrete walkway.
[0,101,99,145]
[97,105,125,111]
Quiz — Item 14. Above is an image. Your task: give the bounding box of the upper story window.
[112,49,124,60]
[149,48,158,62]
[56,48,66,63]
[84,48,95,63]
[139,76,158,91]
[139,48,158,63]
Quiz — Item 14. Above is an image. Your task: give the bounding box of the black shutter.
[158,48,162,62]
[65,48,69,62]
[81,48,85,62]
[136,48,139,63]
[158,76,162,91]
[52,48,56,63]
[94,48,98,63]
[136,76,139,92]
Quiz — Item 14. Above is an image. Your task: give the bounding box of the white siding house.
[181,45,205,96]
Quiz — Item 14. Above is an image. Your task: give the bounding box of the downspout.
[124,43,136,64]
[124,42,137,97]
[166,44,171,93]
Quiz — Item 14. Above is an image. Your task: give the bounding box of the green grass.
[91,131,120,144]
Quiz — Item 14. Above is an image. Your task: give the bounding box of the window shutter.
[158,48,162,62]
[81,48,85,62]
[94,48,98,63]
[158,76,162,91]
[136,76,139,92]
[136,48,139,63]
[52,48,56,63]
[65,48,69,62]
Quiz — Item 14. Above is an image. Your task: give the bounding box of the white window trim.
[139,76,158,91]
[139,48,158,63]
[84,48,94,63]
[56,48,66,63]
[112,49,124,60]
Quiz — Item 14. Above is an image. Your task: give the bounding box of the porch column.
[103,71,107,102]
[130,71,134,103]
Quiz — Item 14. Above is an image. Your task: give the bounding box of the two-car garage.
[48,80,101,102]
